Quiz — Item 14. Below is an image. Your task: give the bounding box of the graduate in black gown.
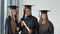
[5,6,20,34]
[39,10,54,34]
[19,5,39,34]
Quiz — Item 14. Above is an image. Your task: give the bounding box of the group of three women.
[5,5,54,34]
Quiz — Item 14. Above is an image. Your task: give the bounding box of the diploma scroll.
[22,21,30,31]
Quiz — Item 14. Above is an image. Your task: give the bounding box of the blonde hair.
[10,9,13,17]
[10,9,18,17]
[10,9,18,21]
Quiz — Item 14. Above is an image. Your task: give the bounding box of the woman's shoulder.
[49,21,52,24]
[32,16,37,19]
[49,21,54,27]
[6,16,11,20]
[31,16,38,21]
[5,16,11,24]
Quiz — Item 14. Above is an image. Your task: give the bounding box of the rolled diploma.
[22,21,30,31]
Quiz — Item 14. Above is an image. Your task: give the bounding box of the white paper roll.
[22,21,30,31]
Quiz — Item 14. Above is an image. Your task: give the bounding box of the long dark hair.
[39,14,49,31]
[22,9,26,20]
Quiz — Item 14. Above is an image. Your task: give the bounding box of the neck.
[26,15,31,17]
[42,20,46,24]
[43,19,46,20]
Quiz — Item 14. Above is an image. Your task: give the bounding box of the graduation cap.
[39,10,50,14]
[8,5,18,9]
[23,5,34,9]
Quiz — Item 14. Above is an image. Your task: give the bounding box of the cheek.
[42,16,44,18]
[14,12,16,15]
[42,16,46,19]
[27,12,30,14]
[25,9,31,14]
[12,12,14,14]
[13,12,16,15]
[26,12,30,14]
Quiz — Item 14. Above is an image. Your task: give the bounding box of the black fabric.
[39,10,50,14]
[8,5,18,9]
[39,21,54,34]
[19,16,39,34]
[24,5,33,9]
[5,16,19,34]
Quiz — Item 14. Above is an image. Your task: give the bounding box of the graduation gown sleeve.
[5,17,11,34]
[5,18,9,34]
[32,17,39,34]
[5,16,12,34]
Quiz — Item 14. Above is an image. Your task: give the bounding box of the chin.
[13,15,16,16]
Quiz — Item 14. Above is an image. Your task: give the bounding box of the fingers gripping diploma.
[21,21,32,34]
[16,27,19,31]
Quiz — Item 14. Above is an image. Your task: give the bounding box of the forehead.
[25,9,31,11]
[41,14,46,15]
[10,9,17,12]
[10,9,16,10]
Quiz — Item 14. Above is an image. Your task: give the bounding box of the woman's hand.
[28,29,33,34]
[21,21,24,26]
[16,27,19,31]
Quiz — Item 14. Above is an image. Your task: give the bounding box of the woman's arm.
[5,18,9,34]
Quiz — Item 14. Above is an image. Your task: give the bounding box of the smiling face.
[25,9,31,16]
[10,9,17,16]
[42,14,47,20]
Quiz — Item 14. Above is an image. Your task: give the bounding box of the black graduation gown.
[39,21,54,34]
[19,16,39,34]
[5,16,19,34]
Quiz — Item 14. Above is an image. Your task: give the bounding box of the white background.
[4,0,60,34]
[19,0,60,34]
[0,0,1,34]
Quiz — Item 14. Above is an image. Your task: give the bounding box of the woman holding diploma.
[19,5,39,34]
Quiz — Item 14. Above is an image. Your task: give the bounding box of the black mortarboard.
[8,5,18,9]
[23,5,34,9]
[39,10,50,14]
